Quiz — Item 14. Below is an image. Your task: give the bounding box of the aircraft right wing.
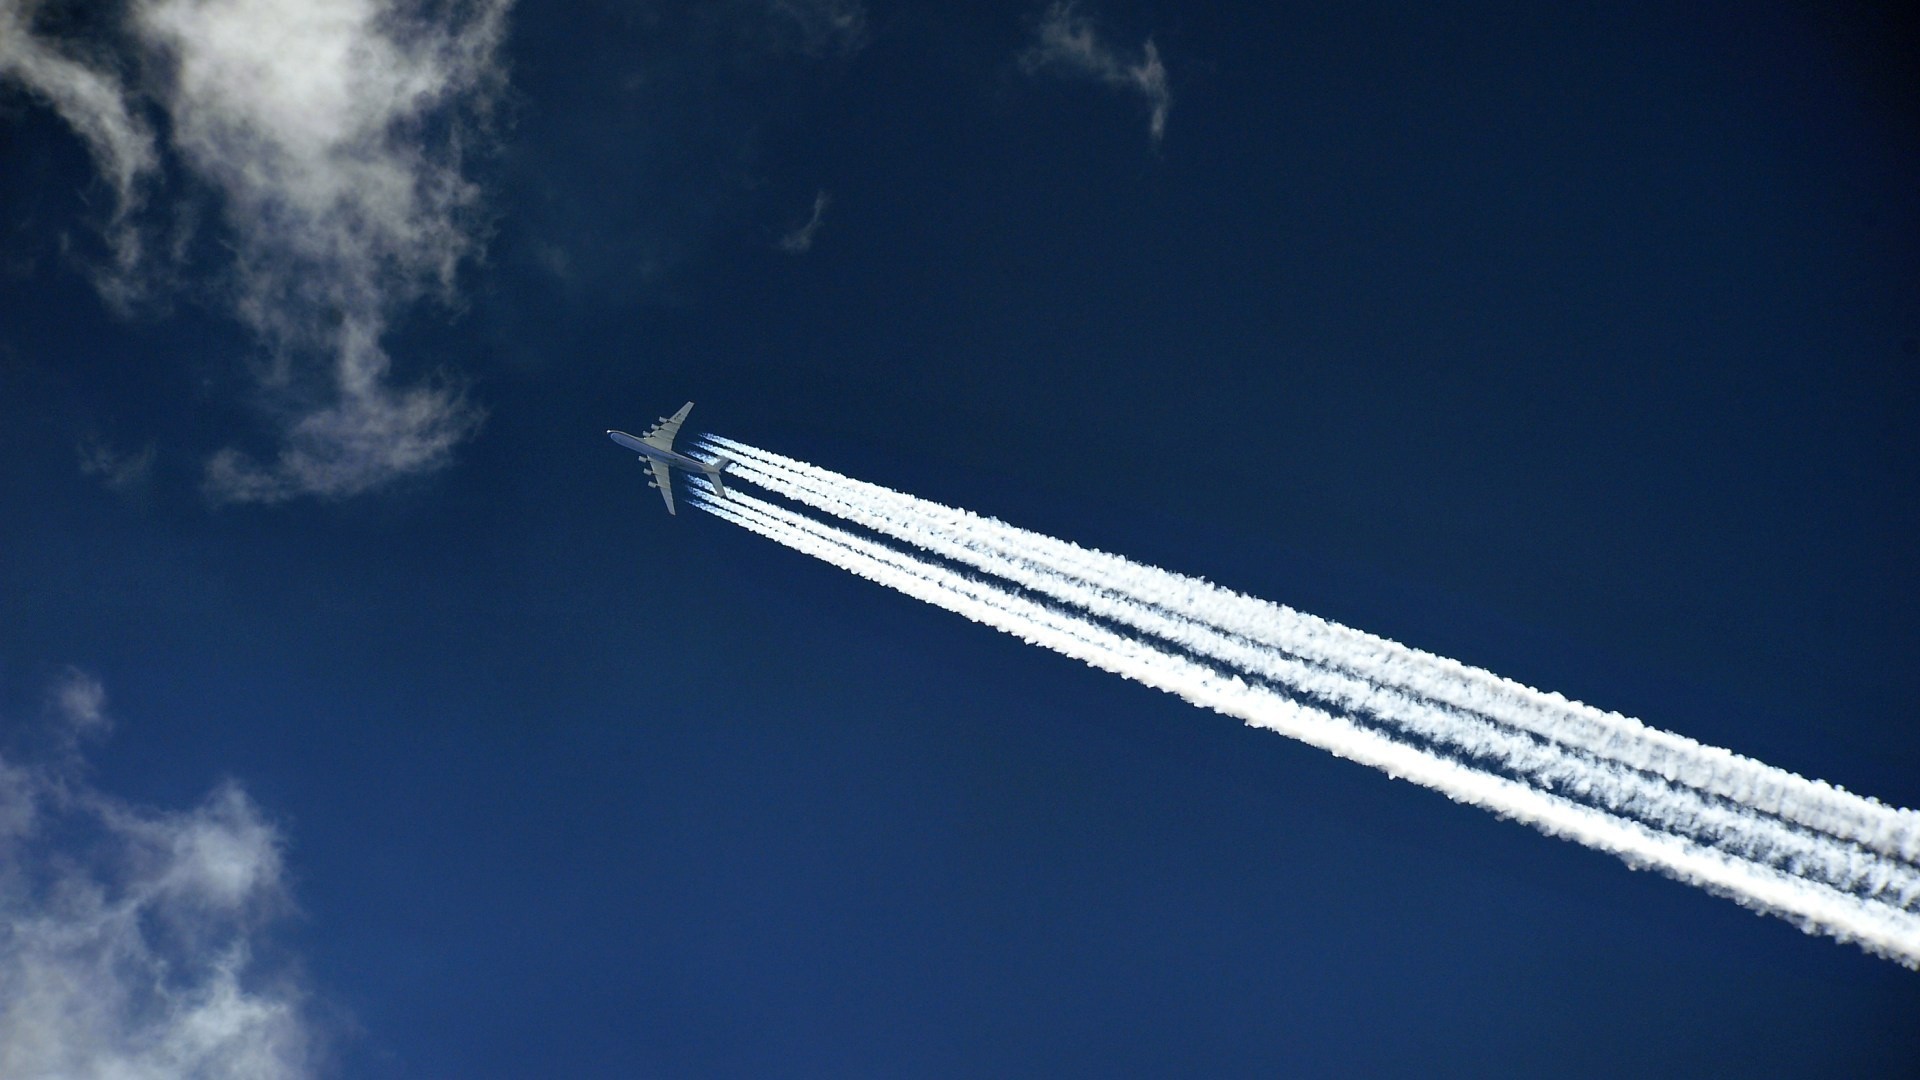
[641,401,695,451]
[650,458,678,515]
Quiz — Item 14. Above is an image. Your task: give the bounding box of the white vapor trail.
[700,437,1920,867]
[694,448,1920,908]
[685,443,1920,967]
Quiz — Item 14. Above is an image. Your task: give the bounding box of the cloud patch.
[0,0,160,297]
[1021,1,1170,144]
[0,0,512,503]
[78,436,157,492]
[777,190,831,254]
[48,666,112,744]
[0,670,314,1078]
[768,0,869,57]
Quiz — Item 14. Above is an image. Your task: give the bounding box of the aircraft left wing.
[650,458,678,515]
[642,401,695,451]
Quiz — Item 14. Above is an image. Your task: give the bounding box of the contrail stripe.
[687,482,1920,966]
[700,436,1920,866]
[696,454,1920,907]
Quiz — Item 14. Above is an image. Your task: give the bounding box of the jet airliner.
[607,402,733,515]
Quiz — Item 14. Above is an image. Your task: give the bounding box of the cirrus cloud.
[769,0,868,57]
[777,189,831,254]
[0,0,512,503]
[0,669,315,1079]
[1021,1,1170,144]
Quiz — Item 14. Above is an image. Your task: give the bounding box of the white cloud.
[0,0,160,295]
[138,0,509,504]
[200,316,484,502]
[769,0,869,58]
[79,436,158,492]
[0,0,512,503]
[1022,1,1170,144]
[0,672,314,1079]
[49,666,112,743]
[777,190,831,254]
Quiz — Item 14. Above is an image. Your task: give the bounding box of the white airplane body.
[607,402,732,514]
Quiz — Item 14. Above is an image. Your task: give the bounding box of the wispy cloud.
[0,0,512,503]
[768,0,869,57]
[47,666,111,743]
[0,670,314,1077]
[0,0,159,298]
[1021,1,1170,144]
[141,0,509,503]
[78,436,157,492]
[777,190,831,254]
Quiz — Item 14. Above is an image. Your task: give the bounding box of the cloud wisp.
[1021,1,1169,144]
[46,666,112,744]
[0,670,314,1078]
[78,436,158,492]
[0,0,512,503]
[768,0,869,58]
[689,437,1920,968]
[0,0,160,295]
[777,190,832,254]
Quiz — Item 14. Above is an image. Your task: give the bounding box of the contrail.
[691,448,1920,909]
[699,436,1920,868]
[684,476,1920,966]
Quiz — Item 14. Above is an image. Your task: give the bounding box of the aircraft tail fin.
[702,456,734,497]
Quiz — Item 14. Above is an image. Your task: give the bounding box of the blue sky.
[2,0,1917,1075]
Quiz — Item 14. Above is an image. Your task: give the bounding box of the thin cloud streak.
[689,442,1920,967]
[0,0,159,294]
[78,436,158,492]
[0,671,314,1078]
[777,190,831,254]
[769,0,869,57]
[1021,1,1170,143]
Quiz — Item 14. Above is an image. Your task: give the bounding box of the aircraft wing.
[641,401,695,451]
[650,458,678,515]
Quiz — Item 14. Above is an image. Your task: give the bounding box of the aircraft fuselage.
[608,402,732,514]
[608,429,709,475]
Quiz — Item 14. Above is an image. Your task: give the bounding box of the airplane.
[607,402,733,515]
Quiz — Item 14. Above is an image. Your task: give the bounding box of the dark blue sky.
[3,0,1917,1075]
